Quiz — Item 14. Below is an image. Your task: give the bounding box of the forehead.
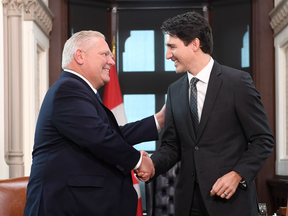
[93,37,109,50]
[85,37,112,55]
[165,34,183,45]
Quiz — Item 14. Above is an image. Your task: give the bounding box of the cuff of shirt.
[133,153,142,170]
[154,115,161,133]
[240,179,247,188]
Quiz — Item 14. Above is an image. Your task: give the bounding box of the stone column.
[2,0,25,178]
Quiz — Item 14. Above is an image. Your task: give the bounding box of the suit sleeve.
[120,116,158,146]
[151,85,181,178]
[51,80,140,176]
[232,72,274,185]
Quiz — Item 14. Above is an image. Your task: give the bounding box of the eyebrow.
[103,50,113,57]
[166,43,175,47]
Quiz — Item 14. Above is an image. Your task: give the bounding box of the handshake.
[134,150,155,182]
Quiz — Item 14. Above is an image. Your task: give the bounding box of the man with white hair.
[24,30,164,216]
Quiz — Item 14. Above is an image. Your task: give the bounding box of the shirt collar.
[187,57,214,84]
[64,69,97,94]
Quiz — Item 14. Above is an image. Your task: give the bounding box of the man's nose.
[108,56,115,65]
[166,50,173,59]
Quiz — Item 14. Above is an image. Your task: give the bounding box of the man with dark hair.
[141,11,274,216]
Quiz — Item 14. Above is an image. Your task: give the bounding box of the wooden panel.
[279,207,287,216]
[251,0,276,214]
[49,0,69,86]
[267,177,288,214]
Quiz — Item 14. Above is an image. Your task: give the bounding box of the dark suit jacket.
[151,61,274,216]
[24,71,158,216]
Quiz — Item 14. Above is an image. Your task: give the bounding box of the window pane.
[241,25,250,68]
[123,30,155,72]
[164,35,176,72]
[124,94,156,151]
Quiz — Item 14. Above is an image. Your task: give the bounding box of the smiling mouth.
[173,60,179,67]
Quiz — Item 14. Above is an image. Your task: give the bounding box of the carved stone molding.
[2,0,53,35]
[23,0,53,36]
[2,0,24,16]
[269,0,288,36]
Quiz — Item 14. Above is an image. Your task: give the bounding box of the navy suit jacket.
[24,71,158,216]
[151,61,274,216]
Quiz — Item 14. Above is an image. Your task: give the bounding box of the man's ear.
[190,38,201,52]
[75,49,85,65]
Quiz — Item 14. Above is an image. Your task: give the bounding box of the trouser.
[189,182,209,216]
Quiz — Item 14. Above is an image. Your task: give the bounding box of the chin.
[104,78,110,83]
[175,69,186,74]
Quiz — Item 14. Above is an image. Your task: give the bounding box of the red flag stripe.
[103,64,123,110]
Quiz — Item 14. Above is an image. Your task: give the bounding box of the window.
[124,94,156,151]
[212,1,251,73]
[241,25,250,68]
[118,7,202,149]
[123,30,155,72]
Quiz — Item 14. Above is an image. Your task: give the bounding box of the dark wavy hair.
[161,11,213,55]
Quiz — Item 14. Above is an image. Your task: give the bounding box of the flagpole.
[112,36,116,58]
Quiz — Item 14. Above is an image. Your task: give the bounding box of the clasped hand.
[134,150,155,182]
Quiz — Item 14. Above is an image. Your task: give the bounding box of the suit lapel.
[179,75,197,142]
[197,62,222,140]
[92,93,125,139]
[61,71,125,139]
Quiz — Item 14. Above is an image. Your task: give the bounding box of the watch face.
[258,203,267,216]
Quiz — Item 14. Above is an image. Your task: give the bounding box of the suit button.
[191,173,194,176]
[195,146,199,150]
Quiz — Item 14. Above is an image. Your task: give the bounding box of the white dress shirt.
[187,57,214,122]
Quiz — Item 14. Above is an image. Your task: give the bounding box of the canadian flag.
[103,63,143,216]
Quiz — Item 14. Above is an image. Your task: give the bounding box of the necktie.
[96,92,102,103]
[190,77,199,137]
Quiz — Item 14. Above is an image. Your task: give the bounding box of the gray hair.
[61,30,105,69]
